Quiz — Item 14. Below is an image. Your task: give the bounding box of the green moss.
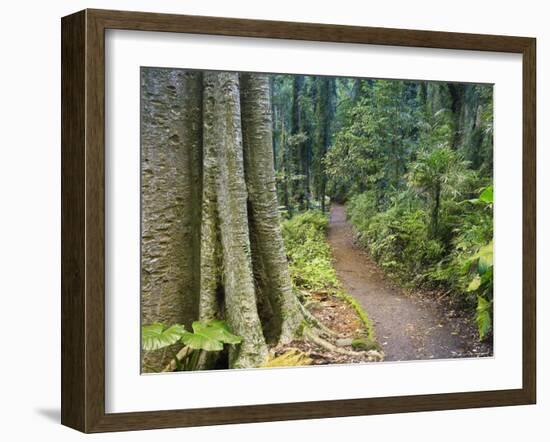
[335,289,376,342]
[351,337,381,352]
[282,210,377,345]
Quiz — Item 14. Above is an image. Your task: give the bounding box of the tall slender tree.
[314,76,336,212]
[291,75,307,209]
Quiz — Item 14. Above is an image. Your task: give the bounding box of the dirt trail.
[328,204,479,361]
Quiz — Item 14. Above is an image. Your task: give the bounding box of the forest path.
[327,204,471,361]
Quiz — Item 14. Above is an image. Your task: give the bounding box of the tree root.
[298,301,339,338]
[303,326,384,361]
[303,326,362,356]
[296,289,384,361]
[161,294,383,373]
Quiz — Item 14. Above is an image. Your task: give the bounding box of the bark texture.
[140,68,202,369]
[241,73,303,343]
[203,72,268,368]
[142,69,303,371]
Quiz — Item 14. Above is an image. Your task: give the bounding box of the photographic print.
[61,10,535,431]
[140,68,494,374]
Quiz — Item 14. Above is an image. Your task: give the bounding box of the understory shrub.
[281,211,338,290]
[347,192,444,286]
[282,210,375,340]
[346,186,493,339]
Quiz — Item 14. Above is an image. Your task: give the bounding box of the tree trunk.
[291,75,306,210]
[202,72,268,368]
[448,83,465,150]
[140,68,202,369]
[431,182,441,239]
[281,120,291,215]
[240,73,303,344]
[315,77,335,212]
[351,78,362,103]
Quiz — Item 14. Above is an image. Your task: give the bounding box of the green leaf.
[476,241,493,274]
[180,320,242,352]
[476,296,492,339]
[479,186,493,204]
[142,323,186,351]
[180,330,223,351]
[479,267,493,286]
[467,275,481,292]
[194,320,243,345]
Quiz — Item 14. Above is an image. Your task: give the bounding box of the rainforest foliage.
[271,76,493,339]
[281,211,376,343]
[282,211,338,291]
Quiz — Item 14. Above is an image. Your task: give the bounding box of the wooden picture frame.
[61,8,536,433]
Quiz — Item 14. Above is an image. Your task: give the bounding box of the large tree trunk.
[140,68,202,369]
[142,70,303,371]
[202,72,268,368]
[240,73,303,344]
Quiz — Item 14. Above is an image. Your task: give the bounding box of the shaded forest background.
[271,74,494,338]
[271,76,493,210]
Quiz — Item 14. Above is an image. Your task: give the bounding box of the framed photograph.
[61,9,536,433]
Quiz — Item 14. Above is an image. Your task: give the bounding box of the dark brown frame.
[61,8,536,433]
